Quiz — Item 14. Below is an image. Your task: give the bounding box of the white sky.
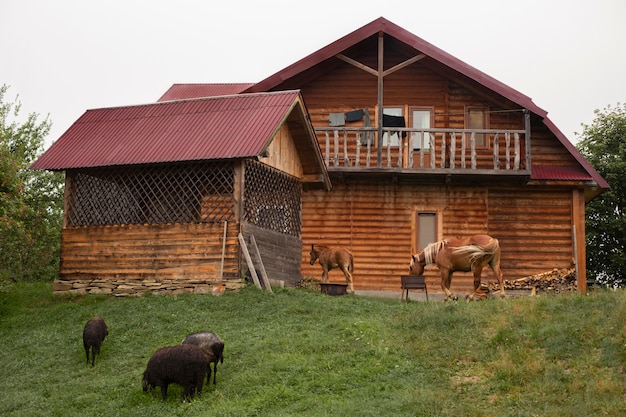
[2,0,625,149]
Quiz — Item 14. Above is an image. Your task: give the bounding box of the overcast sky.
[2,0,624,149]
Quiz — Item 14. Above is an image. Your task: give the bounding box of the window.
[382,107,404,146]
[410,108,432,150]
[416,212,437,251]
[466,106,488,147]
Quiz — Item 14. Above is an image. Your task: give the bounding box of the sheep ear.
[311,244,314,250]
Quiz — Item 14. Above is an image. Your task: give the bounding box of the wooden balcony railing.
[314,127,530,174]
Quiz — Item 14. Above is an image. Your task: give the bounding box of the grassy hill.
[1,283,624,416]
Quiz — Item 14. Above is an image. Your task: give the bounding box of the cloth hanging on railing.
[383,114,407,138]
[361,108,374,145]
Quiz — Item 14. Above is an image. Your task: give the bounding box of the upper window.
[410,108,433,150]
[466,106,488,147]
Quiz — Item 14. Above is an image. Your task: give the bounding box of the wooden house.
[33,17,608,296]
[31,91,330,295]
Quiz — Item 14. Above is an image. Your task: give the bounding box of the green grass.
[0,283,624,416]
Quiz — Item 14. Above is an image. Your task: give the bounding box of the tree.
[576,103,626,288]
[0,84,64,282]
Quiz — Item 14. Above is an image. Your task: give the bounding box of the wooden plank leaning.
[238,233,262,289]
[249,235,273,293]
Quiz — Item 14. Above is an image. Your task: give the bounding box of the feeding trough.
[320,283,348,296]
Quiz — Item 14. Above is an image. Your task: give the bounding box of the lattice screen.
[243,159,301,237]
[65,162,235,226]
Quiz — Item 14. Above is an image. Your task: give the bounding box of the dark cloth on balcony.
[383,114,407,138]
[345,109,364,122]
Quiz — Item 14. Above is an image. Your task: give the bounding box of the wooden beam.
[524,110,531,169]
[335,54,377,77]
[382,54,426,77]
[249,234,273,293]
[572,189,587,293]
[377,32,384,167]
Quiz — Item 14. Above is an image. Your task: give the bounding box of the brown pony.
[309,244,354,292]
[409,234,505,301]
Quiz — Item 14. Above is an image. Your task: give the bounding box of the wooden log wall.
[53,222,243,296]
[292,55,583,294]
[301,180,575,294]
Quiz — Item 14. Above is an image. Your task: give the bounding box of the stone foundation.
[52,278,245,297]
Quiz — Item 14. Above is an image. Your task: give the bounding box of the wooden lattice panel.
[243,159,301,237]
[66,162,235,226]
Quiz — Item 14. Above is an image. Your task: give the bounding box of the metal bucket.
[320,283,348,296]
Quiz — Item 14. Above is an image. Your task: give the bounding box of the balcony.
[314,126,531,179]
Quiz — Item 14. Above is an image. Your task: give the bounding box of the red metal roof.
[31,91,304,170]
[531,165,593,181]
[157,83,254,102]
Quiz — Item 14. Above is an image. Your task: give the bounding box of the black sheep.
[82,316,108,366]
[142,344,208,402]
[181,331,225,385]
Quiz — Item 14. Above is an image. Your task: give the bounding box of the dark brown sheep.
[181,331,225,385]
[82,316,108,366]
[142,344,209,402]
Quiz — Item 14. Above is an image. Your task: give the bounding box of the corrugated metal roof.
[31,91,302,170]
[157,83,255,102]
[531,165,593,181]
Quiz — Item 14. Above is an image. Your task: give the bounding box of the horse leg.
[321,268,329,283]
[441,270,455,301]
[490,262,505,298]
[467,267,483,302]
[339,266,354,293]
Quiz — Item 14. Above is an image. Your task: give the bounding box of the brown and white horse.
[410,234,505,301]
[309,244,354,293]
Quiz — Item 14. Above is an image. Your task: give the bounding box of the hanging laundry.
[328,112,345,127]
[361,108,374,145]
[345,109,364,122]
[383,114,407,138]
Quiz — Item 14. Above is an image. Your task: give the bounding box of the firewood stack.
[488,268,578,294]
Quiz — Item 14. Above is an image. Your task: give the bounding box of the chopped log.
[488,268,577,294]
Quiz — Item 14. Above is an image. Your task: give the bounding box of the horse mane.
[422,239,449,265]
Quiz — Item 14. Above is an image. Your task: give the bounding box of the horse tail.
[453,238,499,265]
[452,245,491,264]
[349,252,354,273]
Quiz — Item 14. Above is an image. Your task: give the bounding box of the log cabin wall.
[301,181,575,293]
[54,222,242,296]
[259,124,304,179]
[296,59,579,293]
